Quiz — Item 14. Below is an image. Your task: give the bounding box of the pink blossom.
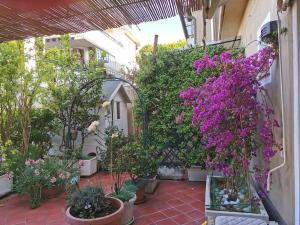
[34,169,40,176]
[79,160,85,167]
[180,47,280,186]
[37,159,45,164]
[25,159,34,166]
[59,173,65,180]
[50,177,57,183]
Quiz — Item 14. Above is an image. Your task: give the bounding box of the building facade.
[45,25,140,77]
[185,1,299,224]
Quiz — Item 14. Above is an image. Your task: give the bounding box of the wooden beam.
[206,0,221,19]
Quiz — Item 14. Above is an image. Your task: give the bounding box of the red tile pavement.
[0,173,206,225]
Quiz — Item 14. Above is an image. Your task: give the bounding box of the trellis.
[64,73,148,150]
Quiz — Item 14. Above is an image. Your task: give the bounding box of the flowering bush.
[180,47,280,188]
[136,44,230,166]
[14,157,68,208]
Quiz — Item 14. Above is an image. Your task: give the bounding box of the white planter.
[144,176,159,194]
[187,166,207,181]
[158,166,185,180]
[0,174,13,197]
[121,194,137,225]
[205,176,269,225]
[80,157,97,177]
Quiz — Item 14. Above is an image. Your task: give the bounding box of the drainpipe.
[266,10,286,192]
[292,1,300,224]
[179,14,197,45]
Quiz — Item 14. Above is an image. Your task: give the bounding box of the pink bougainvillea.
[180,47,280,187]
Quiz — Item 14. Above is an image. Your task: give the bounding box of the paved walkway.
[0,173,206,225]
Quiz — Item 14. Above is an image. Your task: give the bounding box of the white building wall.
[111,92,129,136]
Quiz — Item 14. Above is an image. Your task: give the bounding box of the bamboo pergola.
[0,0,203,42]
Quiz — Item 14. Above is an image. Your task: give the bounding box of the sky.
[137,16,185,47]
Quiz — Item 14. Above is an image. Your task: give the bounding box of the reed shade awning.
[0,0,203,42]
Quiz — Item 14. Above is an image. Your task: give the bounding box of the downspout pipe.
[179,14,197,45]
[266,10,286,192]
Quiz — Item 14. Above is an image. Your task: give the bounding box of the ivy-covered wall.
[136,45,226,166]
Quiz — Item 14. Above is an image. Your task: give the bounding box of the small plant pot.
[187,166,207,182]
[134,185,146,205]
[0,173,13,197]
[144,176,159,194]
[121,194,136,225]
[107,193,136,225]
[41,185,62,199]
[65,197,124,225]
[80,157,97,177]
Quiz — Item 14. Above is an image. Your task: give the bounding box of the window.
[116,102,120,119]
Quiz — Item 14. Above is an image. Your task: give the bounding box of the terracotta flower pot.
[134,185,146,205]
[42,185,62,199]
[65,197,124,225]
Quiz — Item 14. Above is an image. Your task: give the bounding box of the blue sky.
[138,16,185,47]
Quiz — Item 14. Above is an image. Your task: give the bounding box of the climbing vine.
[135,44,238,166]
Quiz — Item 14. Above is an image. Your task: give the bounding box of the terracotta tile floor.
[0,173,206,225]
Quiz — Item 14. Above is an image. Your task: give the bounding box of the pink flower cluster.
[25,158,45,166]
[180,47,279,187]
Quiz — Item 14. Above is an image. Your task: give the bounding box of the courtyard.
[0,173,205,225]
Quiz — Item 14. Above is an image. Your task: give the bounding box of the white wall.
[111,92,129,136]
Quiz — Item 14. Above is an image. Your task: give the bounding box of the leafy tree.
[44,35,105,149]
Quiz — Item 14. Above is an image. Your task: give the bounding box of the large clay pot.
[42,185,62,199]
[134,185,146,205]
[65,197,124,225]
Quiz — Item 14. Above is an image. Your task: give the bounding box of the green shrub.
[111,188,135,202]
[135,44,236,166]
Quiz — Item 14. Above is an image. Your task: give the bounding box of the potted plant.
[109,186,137,225]
[99,127,137,225]
[142,145,161,194]
[14,158,45,208]
[123,138,151,204]
[40,157,68,199]
[180,47,279,222]
[65,186,124,225]
[178,148,207,182]
[14,157,68,208]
